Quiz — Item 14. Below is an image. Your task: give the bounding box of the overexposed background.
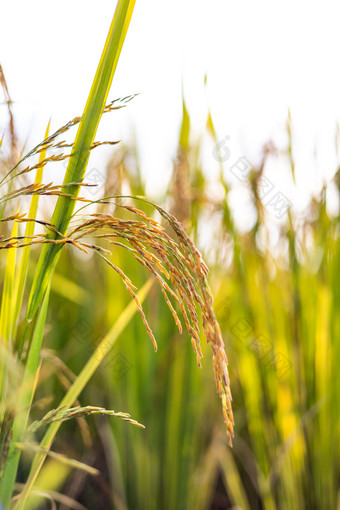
[1,0,340,218]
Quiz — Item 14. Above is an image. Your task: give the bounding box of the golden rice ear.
[62,198,234,444]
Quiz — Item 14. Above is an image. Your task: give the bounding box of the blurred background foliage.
[1,92,339,509]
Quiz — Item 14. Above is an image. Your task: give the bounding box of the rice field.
[1,2,339,509]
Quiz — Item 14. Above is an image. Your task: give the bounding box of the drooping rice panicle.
[2,197,234,444]
[48,200,234,442]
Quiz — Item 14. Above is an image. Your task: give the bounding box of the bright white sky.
[1,0,340,223]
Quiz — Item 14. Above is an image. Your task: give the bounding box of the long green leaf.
[0,219,18,423]
[12,122,50,332]
[25,0,136,326]
[0,286,50,508]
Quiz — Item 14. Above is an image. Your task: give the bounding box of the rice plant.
[2,3,338,510]
[0,2,233,508]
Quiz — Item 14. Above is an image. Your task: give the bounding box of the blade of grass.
[0,285,50,508]
[12,122,50,331]
[0,218,19,423]
[22,0,136,337]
